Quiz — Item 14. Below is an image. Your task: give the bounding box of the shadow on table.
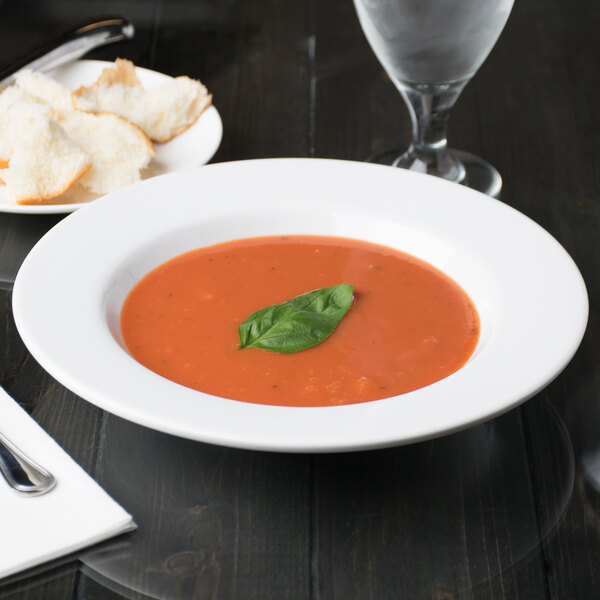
[75,396,573,600]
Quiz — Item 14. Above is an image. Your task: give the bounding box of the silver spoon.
[0,16,134,87]
[0,430,56,495]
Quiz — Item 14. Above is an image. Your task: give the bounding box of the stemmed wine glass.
[353,0,514,196]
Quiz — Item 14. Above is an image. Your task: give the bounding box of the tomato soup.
[120,235,479,407]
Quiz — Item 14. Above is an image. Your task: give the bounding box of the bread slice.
[0,101,90,204]
[0,128,10,165]
[0,87,42,164]
[73,59,212,142]
[0,159,8,184]
[0,84,43,117]
[0,86,41,185]
[14,69,73,112]
[54,109,155,194]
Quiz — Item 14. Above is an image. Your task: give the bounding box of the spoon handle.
[0,430,56,495]
[0,16,134,87]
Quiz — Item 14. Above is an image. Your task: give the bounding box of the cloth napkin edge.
[0,518,137,580]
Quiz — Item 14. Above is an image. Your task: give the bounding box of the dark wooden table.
[1,0,599,598]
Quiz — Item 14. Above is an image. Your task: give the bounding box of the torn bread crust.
[54,110,155,195]
[95,58,142,88]
[71,59,141,103]
[0,101,92,205]
[71,58,142,112]
[77,110,155,154]
[72,59,213,143]
[153,86,212,143]
[16,163,90,205]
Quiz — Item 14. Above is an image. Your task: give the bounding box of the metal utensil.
[0,430,56,495]
[0,16,134,87]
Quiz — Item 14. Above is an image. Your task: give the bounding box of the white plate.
[0,59,223,215]
[12,159,589,453]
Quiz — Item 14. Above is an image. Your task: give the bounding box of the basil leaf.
[238,284,354,353]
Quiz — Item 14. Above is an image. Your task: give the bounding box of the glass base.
[367,148,502,198]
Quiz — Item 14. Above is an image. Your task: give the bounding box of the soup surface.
[121,235,479,407]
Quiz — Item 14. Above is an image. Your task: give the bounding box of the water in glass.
[354,0,515,196]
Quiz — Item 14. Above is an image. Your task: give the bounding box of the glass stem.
[394,80,468,182]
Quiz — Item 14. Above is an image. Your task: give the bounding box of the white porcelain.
[0,60,222,215]
[12,159,588,452]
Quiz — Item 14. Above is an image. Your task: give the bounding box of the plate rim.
[11,158,589,452]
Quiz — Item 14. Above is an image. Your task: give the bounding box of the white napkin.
[0,386,135,579]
